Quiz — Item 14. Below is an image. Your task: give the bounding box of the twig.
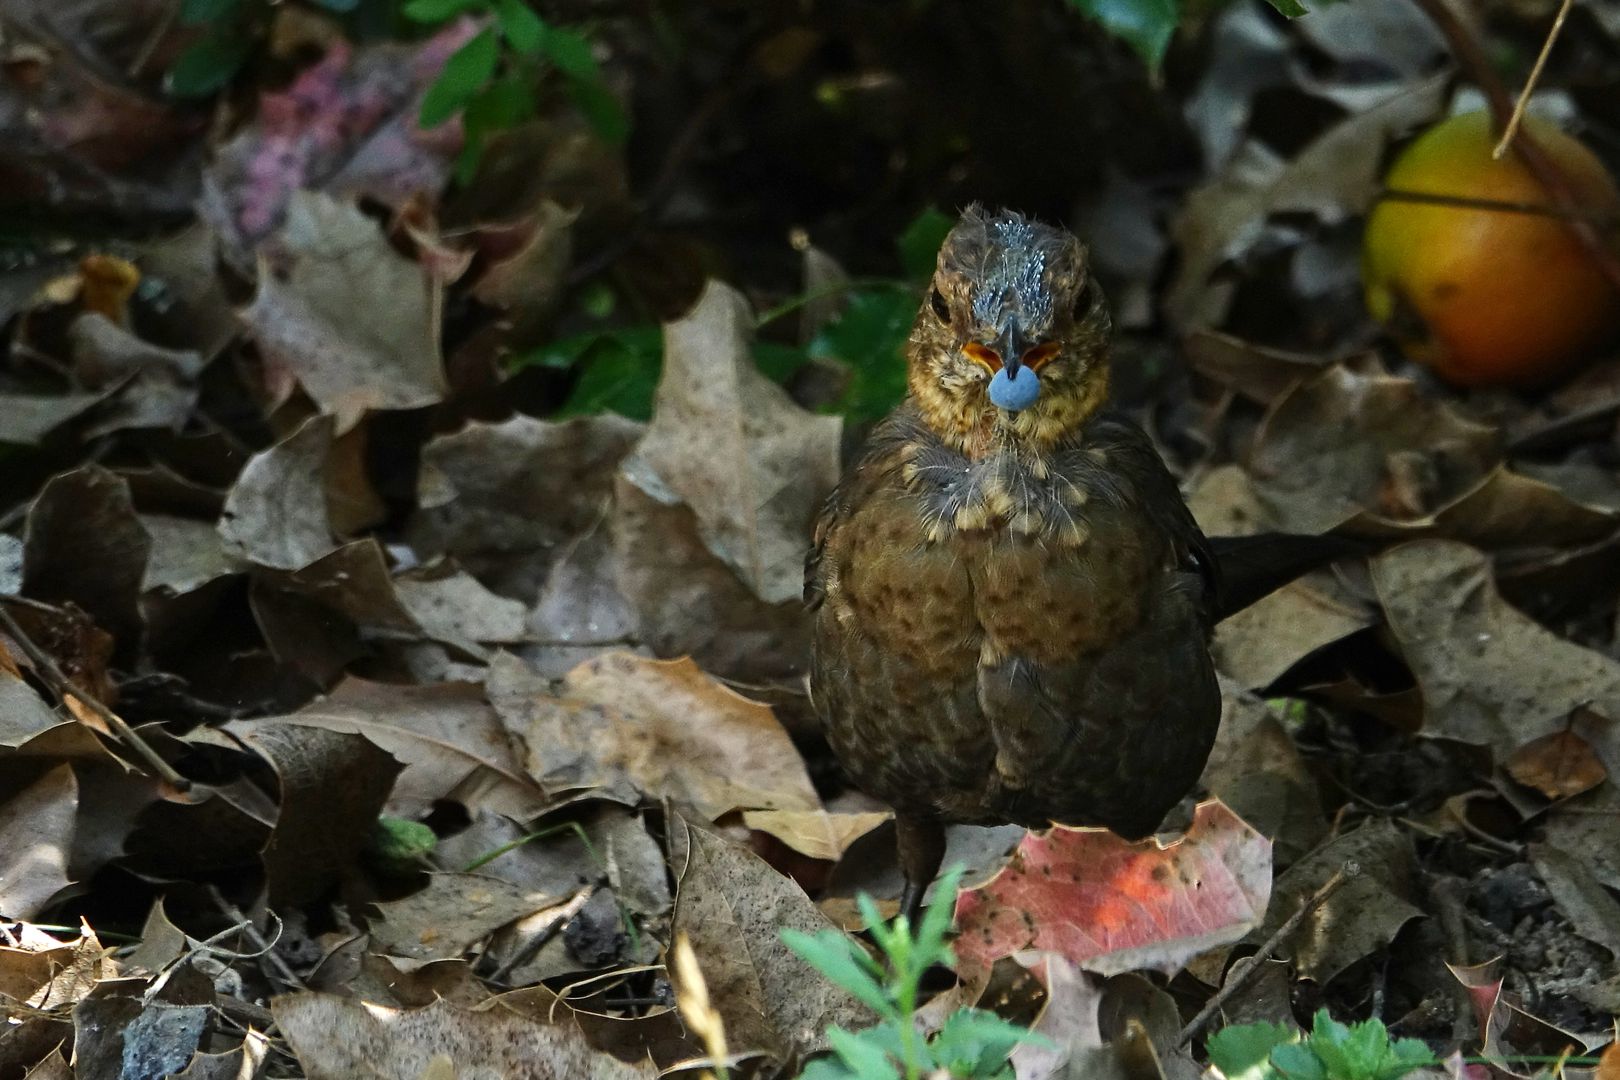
[1178,867,1353,1046]
[1379,187,1620,225]
[1408,0,1620,294]
[1493,0,1574,159]
[208,887,306,992]
[0,601,190,791]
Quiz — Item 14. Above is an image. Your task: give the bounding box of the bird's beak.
[995,322,1031,380]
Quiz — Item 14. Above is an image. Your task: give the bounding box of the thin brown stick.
[1178,867,1353,1046]
[1408,0,1620,293]
[0,601,190,791]
[1493,0,1574,159]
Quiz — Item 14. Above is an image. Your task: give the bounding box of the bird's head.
[907,206,1112,456]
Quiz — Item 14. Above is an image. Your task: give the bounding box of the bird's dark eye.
[929,288,950,322]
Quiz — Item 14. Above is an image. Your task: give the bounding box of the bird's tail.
[1207,532,1369,623]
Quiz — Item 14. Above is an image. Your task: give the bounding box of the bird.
[805,206,1351,920]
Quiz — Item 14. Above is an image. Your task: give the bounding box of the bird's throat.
[908,361,1112,460]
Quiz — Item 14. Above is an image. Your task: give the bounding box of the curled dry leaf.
[225,723,402,907]
[241,192,446,432]
[953,800,1272,978]
[235,677,547,819]
[490,651,818,819]
[271,993,657,1080]
[1211,577,1373,690]
[1167,73,1447,331]
[22,466,151,653]
[1372,541,1620,767]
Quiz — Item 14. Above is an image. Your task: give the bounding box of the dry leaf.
[271,993,656,1080]
[490,651,819,818]
[1504,729,1607,801]
[622,280,841,606]
[241,192,445,431]
[954,801,1272,978]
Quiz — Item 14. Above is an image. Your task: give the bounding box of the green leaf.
[403,0,486,22]
[565,76,630,144]
[179,0,241,26]
[809,286,916,422]
[933,1008,1046,1074]
[538,25,599,80]
[897,206,955,281]
[914,864,963,963]
[1264,0,1309,16]
[827,1026,902,1080]
[1270,1043,1328,1080]
[798,1059,860,1080]
[1065,0,1178,69]
[1207,1022,1296,1080]
[166,30,253,96]
[311,0,361,11]
[420,27,500,127]
[496,0,546,54]
[753,341,808,384]
[364,817,437,875]
[781,929,894,1018]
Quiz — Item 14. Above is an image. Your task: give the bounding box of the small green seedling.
[1207,1009,1434,1080]
[782,866,1046,1080]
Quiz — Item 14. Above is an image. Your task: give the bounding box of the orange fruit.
[1362,111,1620,388]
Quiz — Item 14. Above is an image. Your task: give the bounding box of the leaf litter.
[1,3,1619,1078]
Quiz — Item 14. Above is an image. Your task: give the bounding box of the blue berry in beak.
[989,365,1040,411]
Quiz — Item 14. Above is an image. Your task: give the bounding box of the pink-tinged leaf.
[953,800,1272,978]
[200,19,479,268]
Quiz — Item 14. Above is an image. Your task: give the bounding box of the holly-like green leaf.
[810,286,916,422]
[1065,0,1178,69]
[1270,1042,1328,1080]
[420,27,500,127]
[496,0,546,54]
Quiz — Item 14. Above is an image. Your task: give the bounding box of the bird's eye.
[929,288,950,322]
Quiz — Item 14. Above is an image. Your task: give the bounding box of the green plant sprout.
[782,866,1047,1080]
[404,0,626,179]
[1207,1010,1603,1080]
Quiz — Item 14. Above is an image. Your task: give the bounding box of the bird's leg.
[895,814,946,924]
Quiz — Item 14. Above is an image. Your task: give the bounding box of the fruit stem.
[1408,0,1620,295]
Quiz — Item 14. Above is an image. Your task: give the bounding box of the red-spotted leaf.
[953,800,1272,977]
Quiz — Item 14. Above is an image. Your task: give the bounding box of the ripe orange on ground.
[1363,111,1620,388]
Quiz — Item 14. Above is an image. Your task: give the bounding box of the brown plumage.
[806,206,1222,917]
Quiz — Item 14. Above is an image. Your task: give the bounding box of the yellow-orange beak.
[962,340,1062,374]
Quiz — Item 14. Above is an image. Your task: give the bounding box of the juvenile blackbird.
[806,206,1335,918]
